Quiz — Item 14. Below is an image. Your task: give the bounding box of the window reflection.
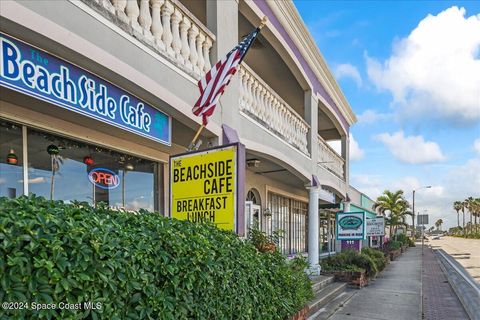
[0,120,23,198]
[26,128,159,211]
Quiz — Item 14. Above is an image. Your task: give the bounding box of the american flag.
[192,27,261,125]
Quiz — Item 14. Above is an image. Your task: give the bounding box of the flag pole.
[187,16,268,151]
[187,124,205,150]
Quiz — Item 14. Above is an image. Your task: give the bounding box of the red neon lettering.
[90,171,118,186]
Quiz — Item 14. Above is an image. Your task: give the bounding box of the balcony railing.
[239,64,309,155]
[317,135,344,179]
[81,0,214,78]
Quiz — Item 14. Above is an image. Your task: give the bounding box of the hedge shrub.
[361,248,386,272]
[320,249,378,277]
[386,240,402,251]
[0,196,312,319]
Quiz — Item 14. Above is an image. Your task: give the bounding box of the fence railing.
[317,135,344,179]
[239,64,310,155]
[83,0,215,78]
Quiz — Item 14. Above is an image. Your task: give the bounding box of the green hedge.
[361,248,386,272]
[320,250,378,277]
[386,240,402,251]
[0,196,312,319]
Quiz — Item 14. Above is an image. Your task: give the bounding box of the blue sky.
[295,1,480,229]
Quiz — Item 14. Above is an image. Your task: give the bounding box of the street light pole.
[412,185,431,239]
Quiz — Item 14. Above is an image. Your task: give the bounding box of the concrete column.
[307,185,320,275]
[304,90,318,164]
[206,0,240,129]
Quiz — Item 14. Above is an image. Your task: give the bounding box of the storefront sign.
[0,33,171,145]
[336,212,366,240]
[366,217,385,236]
[88,168,120,190]
[170,144,238,231]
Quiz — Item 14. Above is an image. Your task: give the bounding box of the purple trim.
[341,240,361,252]
[312,174,320,187]
[253,0,349,131]
[222,124,240,144]
[236,143,246,236]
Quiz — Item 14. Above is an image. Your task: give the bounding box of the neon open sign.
[88,168,120,190]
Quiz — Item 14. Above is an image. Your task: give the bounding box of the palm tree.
[472,198,480,234]
[465,197,475,236]
[461,200,467,236]
[453,201,462,228]
[374,190,410,237]
[435,219,443,231]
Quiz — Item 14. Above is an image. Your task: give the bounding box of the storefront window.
[26,128,160,211]
[0,120,23,198]
[268,192,307,255]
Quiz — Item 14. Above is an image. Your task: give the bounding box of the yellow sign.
[170,145,237,231]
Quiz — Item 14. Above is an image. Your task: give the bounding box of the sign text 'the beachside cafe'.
[0,33,170,145]
[170,145,238,231]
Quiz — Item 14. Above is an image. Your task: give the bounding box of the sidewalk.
[422,245,469,320]
[328,246,422,320]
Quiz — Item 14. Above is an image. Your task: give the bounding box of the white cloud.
[391,176,444,199]
[326,133,364,161]
[474,138,480,153]
[349,134,364,161]
[357,109,393,125]
[352,158,479,230]
[350,174,383,199]
[375,131,445,164]
[334,63,362,87]
[366,6,480,125]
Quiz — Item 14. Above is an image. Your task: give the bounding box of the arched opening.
[245,188,262,231]
[246,188,261,205]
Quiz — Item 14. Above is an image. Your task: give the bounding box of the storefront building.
[1,0,356,271]
[348,186,381,248]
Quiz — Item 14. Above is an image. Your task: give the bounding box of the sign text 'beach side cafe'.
[170,145,238,231]
[0,33,170,144]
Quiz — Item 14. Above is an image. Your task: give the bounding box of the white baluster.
[112,0,127,13]
[202,37,212,72]
[188,25,199,74]
[126,0,141,33]
[139,0,153,41]
[253,82,261,118]
[196,32,205,74]
[246,73,254,114]
[171,8,182,62]
[102,0,115,14]
[271,98,279,130]
[180,16,191,70]
[267,91,277,127]
[150,0,165,51]
[266,92,273,125]
[258,84,265,122]
[161,0,174,57]
[239,69,246,111]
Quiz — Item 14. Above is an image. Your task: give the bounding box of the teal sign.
[0,33,171,145]
[337,212,366,240]
[339,216,363,230]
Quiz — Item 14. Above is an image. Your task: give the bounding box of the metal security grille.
[267,192,308,255]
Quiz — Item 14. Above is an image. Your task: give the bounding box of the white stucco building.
[0,0,356,272]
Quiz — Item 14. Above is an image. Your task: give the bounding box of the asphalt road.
[429,236,480,283]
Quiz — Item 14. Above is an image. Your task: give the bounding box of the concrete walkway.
[328,246,422,320]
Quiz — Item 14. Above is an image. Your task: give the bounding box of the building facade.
[0,0,356,269]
